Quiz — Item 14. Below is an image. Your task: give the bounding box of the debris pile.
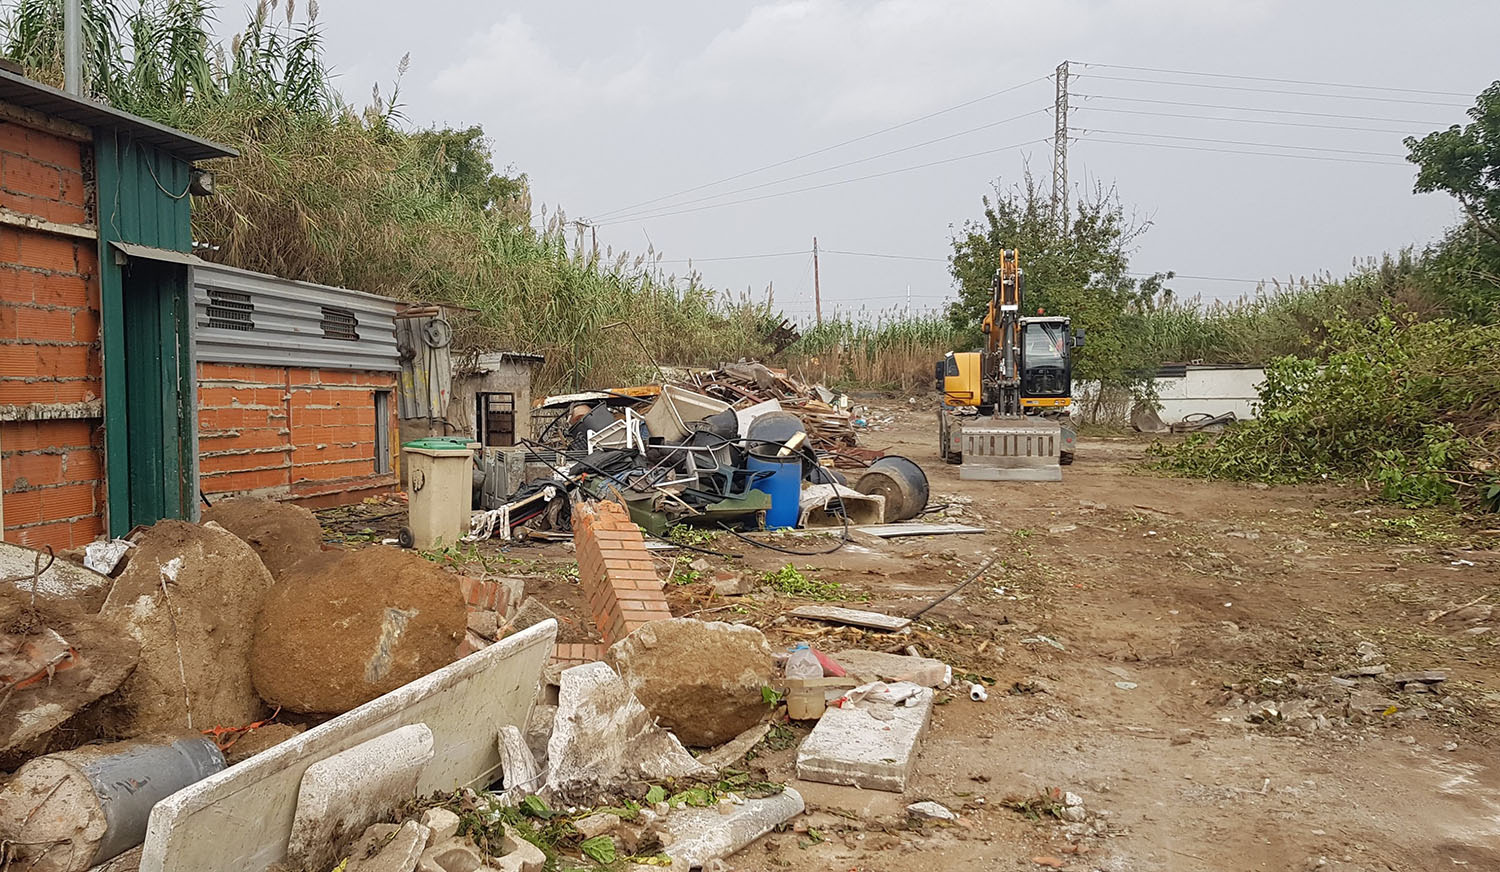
[481,362,936,540]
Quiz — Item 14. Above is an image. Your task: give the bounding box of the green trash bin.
[401,438,479,549]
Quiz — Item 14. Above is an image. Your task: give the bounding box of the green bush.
[1151,313,1500,510]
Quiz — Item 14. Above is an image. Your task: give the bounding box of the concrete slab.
[544,662,704,800]
[660,787,804,868]
[830,650,950,688]
[787,605,911,633]
[139,620,557,872]
[795,682,933,792]
[287,723,435,872]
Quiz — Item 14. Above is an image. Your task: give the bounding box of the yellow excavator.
[936,248,1083,480]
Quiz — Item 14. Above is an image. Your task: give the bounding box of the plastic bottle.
[785,643,824,680]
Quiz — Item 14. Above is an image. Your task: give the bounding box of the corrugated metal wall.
[192,262,400,372]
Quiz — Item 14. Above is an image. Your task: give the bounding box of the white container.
[403,440,480,550]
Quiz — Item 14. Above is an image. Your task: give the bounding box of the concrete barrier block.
[140,620,557,872]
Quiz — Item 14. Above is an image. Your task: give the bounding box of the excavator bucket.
[958,417,1064,481]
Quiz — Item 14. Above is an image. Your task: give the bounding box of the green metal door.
[95,132,198,535]
[118,258,194,527]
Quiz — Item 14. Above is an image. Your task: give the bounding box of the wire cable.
[601,107,1050,224]
[597,137,1050,226]
[1080,135,1409,166]
[1073,105,1424,136]
[1075,73,1469,108]
[1075,127,1405,158]
[1072,93,1451,126]
[586,75,1049,221]
[1073,61,1474,99]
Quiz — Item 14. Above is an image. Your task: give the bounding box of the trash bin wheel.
[397,526,415,549]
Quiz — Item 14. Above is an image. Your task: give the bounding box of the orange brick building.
[192,262,401,507]
[1,69,400,549]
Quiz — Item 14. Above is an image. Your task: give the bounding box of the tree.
[1406,81,1500,246]
[411,125,530,223]
[946,173,1171,414]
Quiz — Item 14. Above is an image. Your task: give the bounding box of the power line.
[1081,135,1409,166]
[654,250,808,264]
[596,137,1051,226]
[820,248,946,262]
[1072,93,1451,126]
[1076,73,1469,108]
[1073,106,1423,136]
[1074,62,1474,99]
[602,107,1050,224]
[1074,127,1405,158]
[587,75,1050,221]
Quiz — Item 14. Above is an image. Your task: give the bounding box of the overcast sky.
[300,0,1495,322]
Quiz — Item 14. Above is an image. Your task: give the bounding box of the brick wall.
[0,117,104,550]
[198,362,399,507]
[573,500,672,644]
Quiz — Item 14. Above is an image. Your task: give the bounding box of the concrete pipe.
[0,736,226,871]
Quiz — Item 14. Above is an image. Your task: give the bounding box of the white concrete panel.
[1155,367,1266,422]
[139,620,557,872]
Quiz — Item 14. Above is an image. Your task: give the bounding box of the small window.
[206,289,254,330]
[320,306,359,341]
[374,390,392,473]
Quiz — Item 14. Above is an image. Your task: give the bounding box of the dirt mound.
[250,546,465,714]
[100,520,274,736]
[201,497,323,579]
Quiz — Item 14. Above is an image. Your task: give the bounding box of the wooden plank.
[852,523,986,538]
[788,605,911,633]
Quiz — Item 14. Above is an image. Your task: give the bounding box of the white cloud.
[431,13,654,121]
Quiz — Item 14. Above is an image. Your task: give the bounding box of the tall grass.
[783,313,965,391]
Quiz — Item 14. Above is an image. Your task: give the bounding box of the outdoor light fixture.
[189,167,215,197]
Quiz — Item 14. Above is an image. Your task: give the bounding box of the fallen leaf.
[1033,858,1066,869]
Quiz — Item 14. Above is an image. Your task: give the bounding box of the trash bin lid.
[401,437,480,457]
[402,437,476,450]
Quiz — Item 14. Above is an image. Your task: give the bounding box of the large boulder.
[250,546,465,714]
[606,619,773,747]
[101,520,274,735]
[201,497,323,579]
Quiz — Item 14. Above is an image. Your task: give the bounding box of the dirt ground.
[445,398,1500,872]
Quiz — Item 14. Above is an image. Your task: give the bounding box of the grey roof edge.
[194,259,400,308]
[0,68,237,161]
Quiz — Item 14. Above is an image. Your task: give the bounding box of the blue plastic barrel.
[746,452,802,529]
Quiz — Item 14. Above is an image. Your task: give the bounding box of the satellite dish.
[422,317,453,348]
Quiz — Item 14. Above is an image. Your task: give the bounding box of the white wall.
[1155,368,1265,421]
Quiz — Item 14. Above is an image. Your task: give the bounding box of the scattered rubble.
[100,520,273,734]
[544,662,705,801]
[345,820,429,872]
[0,541,113,609]
[657,787,806,869]
[830,649,952,688]
[796,681,934,792]
[286,723,436,872]
[607,618,774,747]
[250,545,466,714]
[509,597,556,632]
[0,605,139,758]
[907,800,958,822]
[200,497,324,579]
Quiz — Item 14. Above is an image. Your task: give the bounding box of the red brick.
[58,169,84,205]
[3,453,62,488]
[0,420,93,452]
[16,307,75,342]
[73,308,98,342]
[36,344,92,378]
[22,130,84,172]
[16,233,78,275]
[63,449,100,482]
[1,153,60,199]
[31,272,91,307]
